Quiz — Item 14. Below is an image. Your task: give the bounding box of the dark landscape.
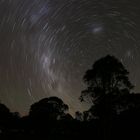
[0,55,140,140]
[0,0,140,140]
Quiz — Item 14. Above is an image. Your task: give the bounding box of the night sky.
[0,0,140,116]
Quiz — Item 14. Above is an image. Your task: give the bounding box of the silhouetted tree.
[0,103,10,118]
[29,96,69,121]
[60,113,73,121]
[80,55,134,140]
[112,94,140,140]
[75,111,83,121]
[0,103,10,130]
[0,103,21,137]
[27,97,71,139]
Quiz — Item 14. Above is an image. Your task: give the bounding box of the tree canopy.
[80,55,134,119]
[29,96,69,121]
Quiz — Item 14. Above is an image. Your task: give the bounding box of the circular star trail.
[0,0,140,115]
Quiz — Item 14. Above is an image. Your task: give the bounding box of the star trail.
[0,0,140,115]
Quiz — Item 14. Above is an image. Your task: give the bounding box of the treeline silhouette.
[0,55,140,140]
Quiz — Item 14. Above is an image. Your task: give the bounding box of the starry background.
[0,0,140,116]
